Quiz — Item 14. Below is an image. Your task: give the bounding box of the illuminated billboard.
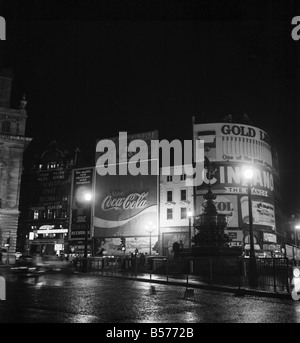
[93,160,159,237]
[69,168,94,241]
[240,196,275,230]
[197,195,239,227]
[193,122,272,166]
[196,162,274,199]
[93,130,159,238]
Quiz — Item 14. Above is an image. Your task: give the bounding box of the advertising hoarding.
[28,169,71,212]
[69,167,94,240]
[196,162,274,199]
[162,232,190,256]
[94,130,159,239]
[93,160,159,237]
[94,236,159,256]
[193,122,272,165]
[196,194,239,227]
[240,196,275,229]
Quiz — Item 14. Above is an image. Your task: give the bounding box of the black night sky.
[0,0,300,216]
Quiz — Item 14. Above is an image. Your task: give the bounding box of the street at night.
[1,0,300,329]
[0,267,300,324]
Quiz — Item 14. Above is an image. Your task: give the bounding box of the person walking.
[173,241,180,260]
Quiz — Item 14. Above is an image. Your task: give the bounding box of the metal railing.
[74,256,293,294]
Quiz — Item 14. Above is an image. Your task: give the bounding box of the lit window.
[181,207,187,219]
[33,210,39,220]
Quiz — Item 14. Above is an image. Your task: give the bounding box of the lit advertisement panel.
[93,160,159,238]
[240,195,275,230]
[196,162,274,201]
[197,195,239,227]
[193,122,272,166]
[94,236,159,256]
[69,168,94,240]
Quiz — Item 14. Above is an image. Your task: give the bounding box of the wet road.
[0,267,300,323]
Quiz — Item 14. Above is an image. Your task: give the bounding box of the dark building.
[17,141,81,256]
[0,69,32,263]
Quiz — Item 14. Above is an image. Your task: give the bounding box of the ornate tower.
[0,69,32,262]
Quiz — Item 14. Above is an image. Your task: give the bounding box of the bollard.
[150,285,156,295]
[0,276,6,300]
[184,288,194,299]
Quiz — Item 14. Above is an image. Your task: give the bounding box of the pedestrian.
[139,253,146,266]
[179,240,184,252]
[173,241,180,260]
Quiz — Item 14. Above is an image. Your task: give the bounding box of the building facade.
[0,69,32,262]
[18,141,79,256]
[193,118,283,257]
[159,165,193,256]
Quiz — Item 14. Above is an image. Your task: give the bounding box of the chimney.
[0,68,13,108]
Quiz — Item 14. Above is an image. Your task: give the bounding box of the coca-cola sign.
[101,192,148,211]
[93,161,158,237]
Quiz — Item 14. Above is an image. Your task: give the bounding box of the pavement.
[0,260,292,300]
[86,269,292,299]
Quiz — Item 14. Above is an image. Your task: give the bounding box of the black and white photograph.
[0,0,300,329]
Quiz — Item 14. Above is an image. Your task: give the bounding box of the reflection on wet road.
[0,269,300,323]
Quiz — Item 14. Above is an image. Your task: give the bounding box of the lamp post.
[146,222,155,256]
[187,210,193,248]
[244,167,258,287]
[83,192,92,272]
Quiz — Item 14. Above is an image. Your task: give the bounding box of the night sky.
[0,0,300,215]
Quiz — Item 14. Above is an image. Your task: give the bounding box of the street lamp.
[187,210,193,248]
[146,222,155,256]
[244,167,258,287]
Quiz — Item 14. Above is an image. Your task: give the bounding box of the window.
[33,210,39,220]
[167,175,173,182]
[181,207,187,219]
[181,189,187,201]
[167,190,173,202]
[1,119,10,133]
[167,208,173,220]
[180,174,186,181]
[61,211,67,218]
